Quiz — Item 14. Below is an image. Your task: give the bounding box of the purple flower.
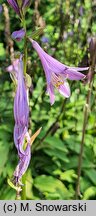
[7,0,20,16]
[14,143,31,182]
[30,39,89,105]
[7,56,31,183]
[22,0,31,8]
[14,57,30,182]
[11,29,25,41]
[7,57,42,184]
[13,57,31,183]
[7,0,31,16]
[14,57,29,145]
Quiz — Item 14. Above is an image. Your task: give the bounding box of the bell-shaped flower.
[11,29,25,41]
[30,39,89,105]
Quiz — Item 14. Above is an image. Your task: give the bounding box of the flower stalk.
[75,38,96,199]
[21,174,26,200]
[22,19,27,75]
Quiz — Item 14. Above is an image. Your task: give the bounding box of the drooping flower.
[30,39,89,105]
[7,57,41,184]
[11,29,25,41]
[7,56,30,183]
[14,143,31,183]
[14,56,29,148]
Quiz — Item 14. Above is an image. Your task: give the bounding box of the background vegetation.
[0,0,96,200]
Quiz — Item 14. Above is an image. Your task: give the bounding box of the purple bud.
[11,29,25,41]
[7,0,20,16]
[22,0,31,8]
[7,0,31,16]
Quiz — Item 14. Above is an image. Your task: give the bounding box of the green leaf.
[0,43,5,59]
[59,170,77,183]
[44,148,69,163]
[29,27,45,39]
[85,169,96,185]
[34,175,72,199]
[0,142,9,174]
[83,187,96,200]
[7,179,21,191]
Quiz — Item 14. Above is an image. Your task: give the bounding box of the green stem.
[22,18,27,75]
[75,39,96,199]
[21,174,26,200]
[16,190,21,200]
[24,33,27,75]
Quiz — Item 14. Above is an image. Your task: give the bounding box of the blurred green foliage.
[0,0,96,200]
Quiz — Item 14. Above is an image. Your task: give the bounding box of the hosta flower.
[7,56,30,183]
[14,56,29,148]
[30,39,89,105]
[12,29,25,41]
[14,143,31,183]
[14,57,30,183]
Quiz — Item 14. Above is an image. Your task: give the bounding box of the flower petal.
[22,0,31,8]
[59,81,70,98]
[31,39,67,74]
[71,66,89,71]
[7,0,20,15]
[11,29,25,41]
[14,144,31,181]
[48,84,55,105]
[14,57,29,126]
[31,40,88,80]
[63,68,86,80]
[6,59,19,80]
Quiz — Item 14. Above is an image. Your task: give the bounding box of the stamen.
[51,73,64,89]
